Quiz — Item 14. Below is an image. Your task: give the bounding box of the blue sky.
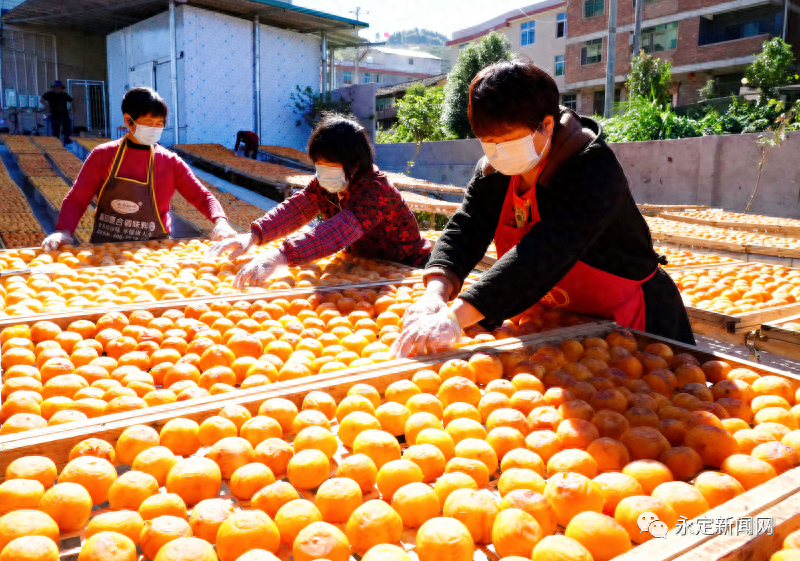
[294,1,550,39]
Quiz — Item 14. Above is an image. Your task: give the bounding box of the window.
[409,58,414,65]
[343,71,353,85]
[593,88,621,115]
[374,74,383,84]
[557,13,567,38]
[363,73,371,83]
[376,98,392,110]
[641,22,678,53]
[584,0,604,18]
[581,38,603,65]
[562,93,577,110]
[555,55,565,76]
[460,43,468,50]
[521,21,535,46]
[698,4,782,46]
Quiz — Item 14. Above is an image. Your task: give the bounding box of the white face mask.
[130,121,164,146]
[315,164,348,193]
[480,130,550,175]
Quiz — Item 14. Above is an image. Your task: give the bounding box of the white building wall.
[447,8,567,91]
[181,5,253,146]
[106,5,321,150]
[257,23,320,151]
[107,11,174,143]
[507,9,567,91]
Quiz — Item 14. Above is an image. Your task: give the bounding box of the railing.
[376,107,398,120]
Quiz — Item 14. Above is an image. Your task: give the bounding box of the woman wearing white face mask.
[41,87,236,249]
[210,114,431,289]
[391,60,693,357]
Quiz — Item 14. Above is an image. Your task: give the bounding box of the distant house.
[375,74,448,130]
[334,47,443,89]
[447,0,572,107]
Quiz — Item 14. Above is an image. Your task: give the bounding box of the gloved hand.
[390,307,462,358]
[41,230,73,251]
[210,218,238,241]
[401,293,448,328]
[232,247,288,290]
[209,233,255,259]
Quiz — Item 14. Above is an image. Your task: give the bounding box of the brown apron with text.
[90,142,168,243]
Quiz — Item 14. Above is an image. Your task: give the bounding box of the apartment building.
[446,0,573,103]
[334,47,443,89]
[566,0,797,115]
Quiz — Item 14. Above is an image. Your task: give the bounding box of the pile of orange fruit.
[0,134,40,154]
[0,285,500,429]
[0,169,44,249]
[74,138,112,152]
[664,211,800,228]
[655,246,739,269]
[2,329,800,561]
[16,154,57,178]
[670,263,800,315]
[767,530,800,560]
[0,247,420,317]
[422,231,497,259]
[174,144,313,189]
[646,217,800,251]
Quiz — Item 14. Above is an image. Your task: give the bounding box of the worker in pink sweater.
[42,87,237,249]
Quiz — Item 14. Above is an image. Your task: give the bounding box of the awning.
[2,0,369,48]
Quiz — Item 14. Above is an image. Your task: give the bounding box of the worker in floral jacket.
[210,115,432,288]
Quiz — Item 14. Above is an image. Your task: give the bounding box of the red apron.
[494,174,655,330]
[90,142,168,243]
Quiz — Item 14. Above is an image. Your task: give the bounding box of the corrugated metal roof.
[3,0,369,47]
[371,46,442,60]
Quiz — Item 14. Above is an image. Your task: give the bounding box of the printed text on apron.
[90,142,167,243]
[493,174,656,330]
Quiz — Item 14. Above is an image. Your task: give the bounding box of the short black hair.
[468,60,560,137]
[308,114,373,181]
[121,87,168,122]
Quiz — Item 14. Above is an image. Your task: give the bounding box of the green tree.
[289,86,353,128]
[443,31,512,139]
[698,79,719,101]
[627,51,673,108]
[744,37,797,103]
[384,86,451,172]
[388,28,448,46]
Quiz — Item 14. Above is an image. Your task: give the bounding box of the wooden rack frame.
[4,320,800,561]
[659,212,800,238]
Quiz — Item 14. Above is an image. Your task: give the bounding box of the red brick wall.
[566,0,740,36]
[565,19,769,88]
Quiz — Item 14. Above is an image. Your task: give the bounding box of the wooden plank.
[0,322,612,476]
[0,277,424,330]
[613,467,800,561]
[670,483,800,561]
[659,212,800,238]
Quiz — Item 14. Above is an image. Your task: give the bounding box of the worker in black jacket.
[391,60,693,357]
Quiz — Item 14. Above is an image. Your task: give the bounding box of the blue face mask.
[315,164,348,193]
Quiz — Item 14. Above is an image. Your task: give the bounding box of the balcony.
[376,107,398,120]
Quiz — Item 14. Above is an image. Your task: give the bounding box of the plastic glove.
[390,307,463,359]
[232,247,288,290]
[210,218,238,241]
[401,293,448,329]
[209,233,255,259]
[41,230,73,251]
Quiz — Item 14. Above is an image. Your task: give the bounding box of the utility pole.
[349,7,368,21]
[631,0,643,60]
[604,0,618,118]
